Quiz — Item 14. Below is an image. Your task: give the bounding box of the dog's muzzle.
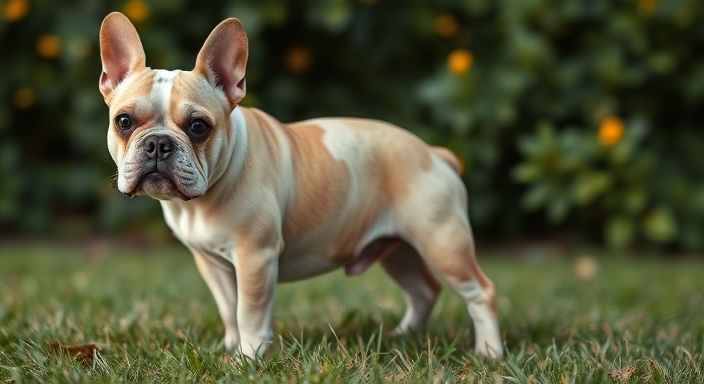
[122,134,198,201]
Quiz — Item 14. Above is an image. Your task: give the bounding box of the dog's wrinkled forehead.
[118,69,177,121]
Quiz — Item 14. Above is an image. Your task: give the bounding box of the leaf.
[608,140,634,165]
[517,121,555,157]
[521,182,553,210]
[605,216,635,249]
[517,135,546,157]
[512,162,543,183]
[547,194,571,223]
[574,172,613,204]
[621,188,648,214]
[642,206,678,243]
[691,187,704,214]
[49,341,101,365]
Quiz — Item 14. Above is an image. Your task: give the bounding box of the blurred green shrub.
[1,0,703,251]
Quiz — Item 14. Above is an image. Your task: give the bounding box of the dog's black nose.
[143,135,174,160]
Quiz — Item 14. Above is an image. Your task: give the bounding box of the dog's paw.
[224,332,240,352]
[238,336,272,359]
[391,326,408,337]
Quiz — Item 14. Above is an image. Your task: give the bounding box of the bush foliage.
[1,0,703,251]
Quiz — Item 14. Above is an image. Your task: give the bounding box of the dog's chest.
[161,202,235,260]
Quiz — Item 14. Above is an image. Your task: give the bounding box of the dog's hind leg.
[408,215,503,358]
[380,242,442,335]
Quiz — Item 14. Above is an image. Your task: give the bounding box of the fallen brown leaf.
[48,341,101,365]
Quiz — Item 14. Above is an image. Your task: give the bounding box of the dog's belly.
[276,238,354,282]
[276,254,340,282]
[276,237,402,282]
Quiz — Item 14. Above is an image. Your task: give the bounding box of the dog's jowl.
[98,12,502,359]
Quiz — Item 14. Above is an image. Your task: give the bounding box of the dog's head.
[99,12,248,201]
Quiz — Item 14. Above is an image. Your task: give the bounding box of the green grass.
[0,243,702,383]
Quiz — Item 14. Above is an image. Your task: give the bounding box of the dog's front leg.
[192,250,240,351]
[234,247,279,359]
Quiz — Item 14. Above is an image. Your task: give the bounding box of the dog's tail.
[431,147,464,175]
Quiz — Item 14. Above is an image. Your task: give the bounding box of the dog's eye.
[115,114,134,131]
[187,118,211,138]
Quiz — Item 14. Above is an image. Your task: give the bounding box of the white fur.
[452,280,503,358]
[152,69,179,107]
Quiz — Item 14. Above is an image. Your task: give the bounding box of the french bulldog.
[98,12,502,359]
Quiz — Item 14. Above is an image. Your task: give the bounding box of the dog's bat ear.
[194,18,248,110]
[98,12,146,99]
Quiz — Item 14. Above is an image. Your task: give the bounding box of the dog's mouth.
[118,143,205,201]
[126,171,195,201]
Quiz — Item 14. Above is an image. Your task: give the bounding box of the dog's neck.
[209,106,249,192]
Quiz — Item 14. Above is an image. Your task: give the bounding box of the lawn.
[0,242,702,383]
